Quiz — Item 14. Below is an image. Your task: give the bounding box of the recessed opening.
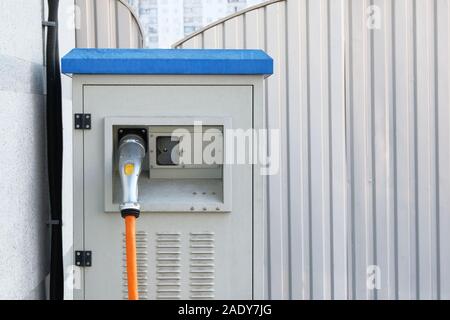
[156,136,180,166]
[108,121,230,213]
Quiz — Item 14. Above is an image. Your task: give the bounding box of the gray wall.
[174,0,450,300]
[0,0,48,299]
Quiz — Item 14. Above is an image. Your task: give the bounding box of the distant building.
[128,0,264,48]
[128,0,159,48]
[226,0,247,14]
[159,0,184,48]
[183,0,202,37]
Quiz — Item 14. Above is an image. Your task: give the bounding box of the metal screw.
[76,252,81,256]
[76,125,80,129]
[76,115,80,118]
[193,192,197,195]
[202,192,206,195]
[190,207,195,211]
[85,115,90,119]
[216,207,220,211]
[86,125,90,129]
[203,207,207,211]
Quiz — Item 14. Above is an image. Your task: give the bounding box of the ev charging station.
[62,49,273,300]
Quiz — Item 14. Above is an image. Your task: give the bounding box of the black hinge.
[75,251,92,267]
[74,114,91,130]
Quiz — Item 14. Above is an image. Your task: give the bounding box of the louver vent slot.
[122,231,148,300]
[156,232,181,300]
[190,232,215,299]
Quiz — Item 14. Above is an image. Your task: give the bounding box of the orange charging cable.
[125,215,139,300]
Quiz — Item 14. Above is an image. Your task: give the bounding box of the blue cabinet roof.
[62,49,273,75]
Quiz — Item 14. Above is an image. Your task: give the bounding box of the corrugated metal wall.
[174,0,450,300]
[76,0,143,48]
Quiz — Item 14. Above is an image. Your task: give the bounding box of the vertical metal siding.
[174,0,450,300]
[75,0,143,48]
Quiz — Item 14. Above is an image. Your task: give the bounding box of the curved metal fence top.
[172,0,285,49]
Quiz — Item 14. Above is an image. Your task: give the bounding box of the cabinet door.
[82,85,254,299]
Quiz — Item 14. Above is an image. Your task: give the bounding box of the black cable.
[46,0,63,300]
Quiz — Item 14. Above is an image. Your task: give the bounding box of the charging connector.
[118,134,146,218]
[117,133,146,300]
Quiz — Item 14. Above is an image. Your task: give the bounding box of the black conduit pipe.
[46,0,63,300]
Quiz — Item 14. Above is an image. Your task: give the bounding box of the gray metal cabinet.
[62,49,273,300]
